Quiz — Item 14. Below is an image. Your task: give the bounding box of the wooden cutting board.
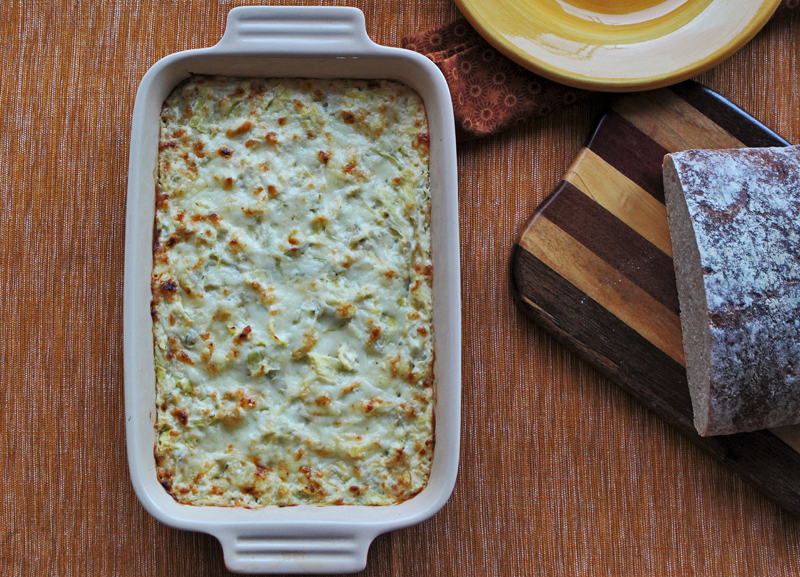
[510,80,800,516]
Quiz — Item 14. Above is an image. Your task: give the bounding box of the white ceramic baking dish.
[123,6,460,574]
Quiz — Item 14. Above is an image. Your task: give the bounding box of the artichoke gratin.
[151,76,434,507]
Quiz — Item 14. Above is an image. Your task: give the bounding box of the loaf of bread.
[663,145,800,436]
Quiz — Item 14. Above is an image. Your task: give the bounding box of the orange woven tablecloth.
[3,1,800,575]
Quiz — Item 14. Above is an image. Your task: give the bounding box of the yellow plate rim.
[453,0,783,92]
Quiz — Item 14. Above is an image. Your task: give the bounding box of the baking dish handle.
[213,6,383,55]
[216,527,377,574]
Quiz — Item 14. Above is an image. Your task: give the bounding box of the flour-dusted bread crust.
[664,145,800,436]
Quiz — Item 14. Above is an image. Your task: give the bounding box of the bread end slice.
[663,155,713,436]
[664,145,800,437]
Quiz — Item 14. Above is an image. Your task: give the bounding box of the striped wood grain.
[563,148,673,256]
[510,81,800,516]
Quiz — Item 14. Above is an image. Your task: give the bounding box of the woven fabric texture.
[401,19,591,141]
[2,1,800,575]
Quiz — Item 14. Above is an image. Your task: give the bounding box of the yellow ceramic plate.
[453,0,782,91]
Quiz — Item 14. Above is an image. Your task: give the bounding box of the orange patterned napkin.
[401,1,799,141]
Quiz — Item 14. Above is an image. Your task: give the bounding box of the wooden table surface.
[3,1,800,575]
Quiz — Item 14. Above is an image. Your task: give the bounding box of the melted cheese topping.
[152,76,434,506]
